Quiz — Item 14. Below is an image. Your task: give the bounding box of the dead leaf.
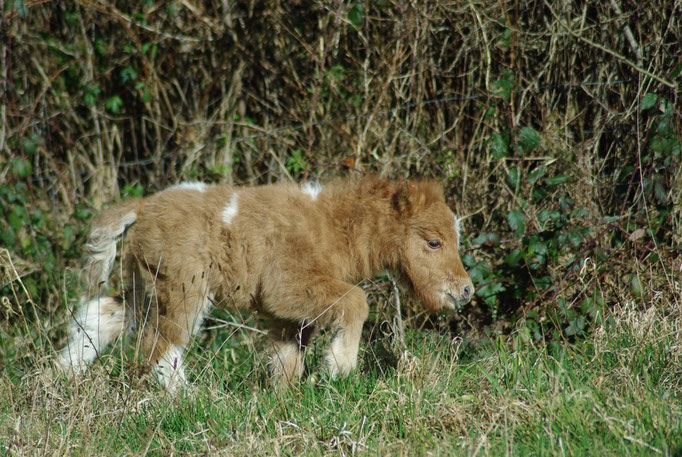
[629,228,646,241]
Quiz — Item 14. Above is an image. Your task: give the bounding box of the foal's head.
[394,180,474,312]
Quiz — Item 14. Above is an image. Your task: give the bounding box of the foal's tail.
[85,198,140,293]
[58,198,140,373]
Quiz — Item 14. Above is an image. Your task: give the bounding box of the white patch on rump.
[168,181,207,192]
[301,181,323,200]
[221,193,239,225]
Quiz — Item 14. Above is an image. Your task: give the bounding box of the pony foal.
[58,176,474,391]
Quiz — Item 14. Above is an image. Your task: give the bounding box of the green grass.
[1,301,680,456]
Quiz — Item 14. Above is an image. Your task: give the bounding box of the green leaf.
[21,134,40,154]
[671,61,682,79]
[565,315,585,336]
[472,232,498,247]
[545,175,570,186]
[493,70,514,100]
[12,158,33,178]
[476,282,505,299]
[507,209,525,235]
[349,2,364,28]
[490,131,508,159]
[83,85,101,106]
[518,126,540,153]
[640,93,658,111]
[504,249,523,268]
[630,275,643,298]
[507,167,520,188]
[122,183,144,199]
[120,66,138,84]
[499,28,511,49]
[14,0,28,19]
[472,233,489,246]
[527,166,546,185]
[326,65,347,82]
[468,261,491,284]
[105,96,123,113]
[654,179,667,205]
[285,149,306,174]
[9,205,27,232]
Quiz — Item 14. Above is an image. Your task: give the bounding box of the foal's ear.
[391,181,412,215]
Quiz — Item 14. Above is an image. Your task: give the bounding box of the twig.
[609,0,643,67]
[545,1,676,88]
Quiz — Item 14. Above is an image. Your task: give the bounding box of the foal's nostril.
[462,285,472,301]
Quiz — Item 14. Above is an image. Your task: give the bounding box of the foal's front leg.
[315,282,369,379]
[268,318,315,386]
[269,279,369,381]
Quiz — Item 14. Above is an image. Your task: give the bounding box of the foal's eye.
[427,239,442,249]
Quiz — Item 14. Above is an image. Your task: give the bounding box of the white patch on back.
[454,214,462,248]
[169,181,207,192]
[222,193,239,225]
[301,181,323,200]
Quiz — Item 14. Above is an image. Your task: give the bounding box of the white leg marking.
[155,344,187,392]
[58,297,126,373]
[325,330,360,379]
[270,343,304,383]
[301,181,323,200]
[221,193,239,225]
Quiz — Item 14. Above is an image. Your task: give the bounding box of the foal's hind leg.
[141,279,213,392]
[268,318,316,386]
[58,296,127,373]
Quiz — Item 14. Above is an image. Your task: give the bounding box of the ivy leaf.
[565,315,586,336]
[286,149,306,174]
[493,70,514,100]
[14,0,28,19]
[527,166,546,185]
[507,209,525,236]
[105,96,123,113]
[671,61,682,80]
[490,131,509,159]
[545,175,570,186]
[640,93,658,111]
[12,158,33,178]
[507,167,520,188]
[120,66,138,84]
[519,126,540,153]
[504,249,523,268]
[348,3,364,28]
[83,85,101,106]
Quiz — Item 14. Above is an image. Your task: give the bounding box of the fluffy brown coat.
[58,176,473,390]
